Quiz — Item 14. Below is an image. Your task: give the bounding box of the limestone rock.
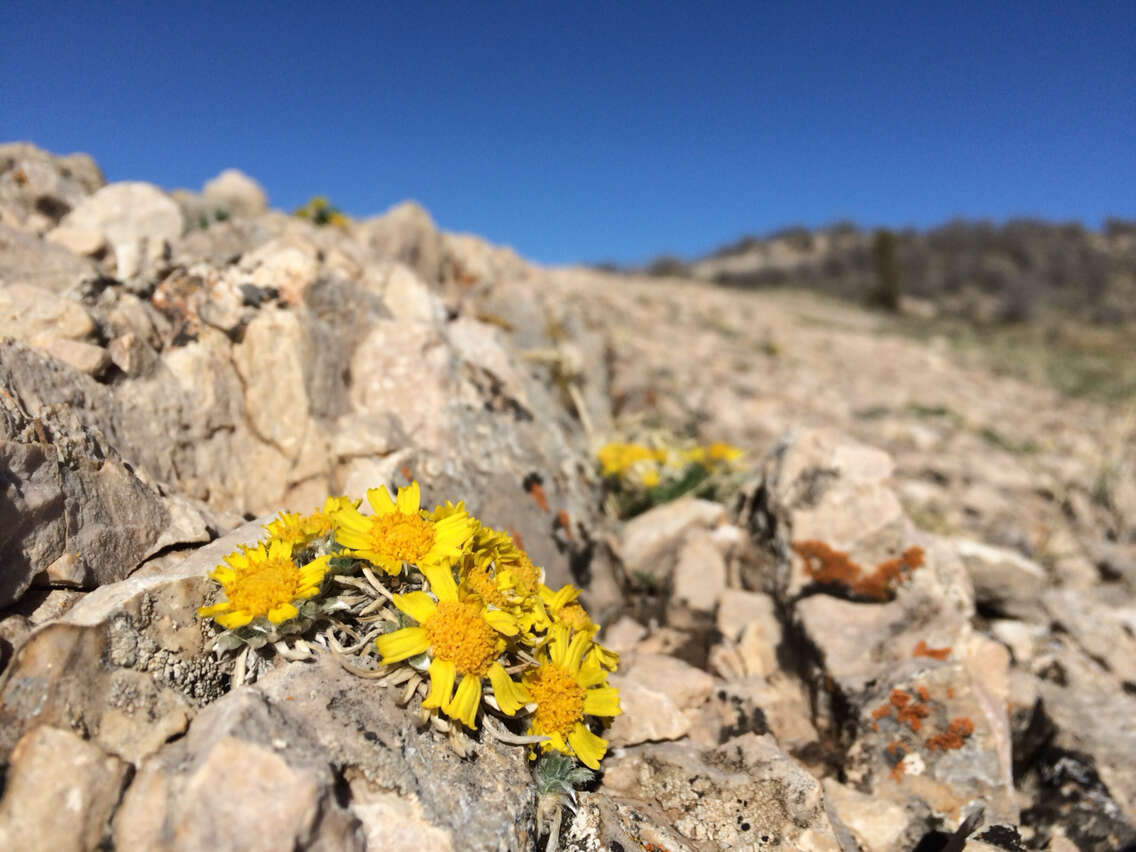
[201,168,268,217]
[671,527,728,614]
[603,735,843,850]
[0,221,96,292]
[0,283,96,347]
[43,338,110,376]
[0,142,101,224]
[61,182,184,279]
[619,498,727,583]
[606,677,691,746]
[45,223,109,257]
[359,200,445,284]
[0,342,218,607]
[619,651,717,711]
[0,521,263,762]
[823,779,915,852]
[954,537,1048,620]
[0,725,129,852]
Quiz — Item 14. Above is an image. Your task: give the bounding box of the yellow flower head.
[464,526,544,601]
[264,511,310,547]
[523,625,621,769]
[597,442,656,477]
[334,482,474,576]
[197,538,331,630]
[705,441,744,464]
[375,563,527,729]
[302,495,358,539]
[539,584,620,669]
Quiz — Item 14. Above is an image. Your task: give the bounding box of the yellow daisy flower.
[197,539,331,629]
[704,441,744,463]
[302,495,358,538]
[523,625,621,770]
[539,584,620,670]
[264,511,310,546]
[375,563,528,729]
[596,442,656,477]
[334,482,474,576]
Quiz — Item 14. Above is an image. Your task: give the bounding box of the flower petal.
[422,658,457,710]
[375,626,431,664]
[366,485,396,516]
[215,610,254,629]
[568,723,608,770]
[583,686,621,717]
[445,673,482,729]
[393,591,437,624]
[483,608,519,637]
[421,563,458,603]
[267,602,299,624]
[487,662,530,716]
[197,601,233,618]
[396,481,421,514]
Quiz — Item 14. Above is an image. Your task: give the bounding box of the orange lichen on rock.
[926,717,975,752]
[916,685,931,702]
[527,481,550,511]
[889,688,912,708]
[913,640,952,660]
[885,741,909,781]
[556,509,574,540]
[872,703,893,720]
[855,546,925,601]
[897,701,929,732]
[886,688,930,732]
[792,541,924,601]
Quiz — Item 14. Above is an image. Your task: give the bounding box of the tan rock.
[348,781,454,851]
[607,677,691,746]
[360,200,445,284]
[621,652,716,711]
[0,726,128,852]
[0,282,95,346]
[603,735,842,851]
[672,527,727,613]
[823,778,913,851]
[43,338,110,375]
[201,168,268,217]
[716,588,776,638]
[232,306,312,458]
[619,498,727,583]
[241,235,320,304]
[61,181,183,279]
[45,223,108,256]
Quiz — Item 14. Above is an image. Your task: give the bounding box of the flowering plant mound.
[293,195,348,228]
[596,430,746,518]
[197,480,621,775]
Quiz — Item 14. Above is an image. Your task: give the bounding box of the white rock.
[61,182,183,278]
[201,168,267,217]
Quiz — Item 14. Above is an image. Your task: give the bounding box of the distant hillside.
[636,219,1136,324]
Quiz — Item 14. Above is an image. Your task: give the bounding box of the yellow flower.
[539,584,620,670]
[523,626,621,769]
[197,539,331,629]
[596,442,656,477]
[375,563,527,728]
[264,511,310,546]
[334,482,474,575]
[302,495,358,538]
[704,441,744,464]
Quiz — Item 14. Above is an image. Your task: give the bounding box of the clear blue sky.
[4,1,1133,265]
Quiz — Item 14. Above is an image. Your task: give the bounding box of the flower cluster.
[293,195,348,228]
[597,434,745,518]
[197,481,621,770]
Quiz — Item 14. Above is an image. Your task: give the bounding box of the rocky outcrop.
[2,142,1133,850]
